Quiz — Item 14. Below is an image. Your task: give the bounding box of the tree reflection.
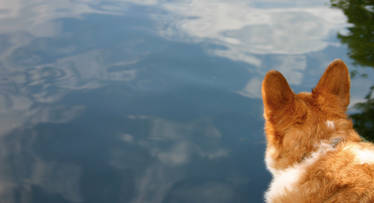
[331,0,374,141]
[350,86,374,141]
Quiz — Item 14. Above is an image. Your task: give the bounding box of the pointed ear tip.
[262,70,279,94]
[263,70,281,88]
[265,70,282,76]
[314,59,351,101]
[262,69,294,95]
[332,58,344,63]
[328,58,349,72]
[263,70,283,82]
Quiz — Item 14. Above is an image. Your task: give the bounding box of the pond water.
[0,0,373,202]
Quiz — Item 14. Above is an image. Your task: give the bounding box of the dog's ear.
[313,59,350,109]
[262,70,295,119]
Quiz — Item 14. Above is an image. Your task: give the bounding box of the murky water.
[0,0,373,202]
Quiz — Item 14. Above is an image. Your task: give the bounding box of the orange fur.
[262,59,374,202]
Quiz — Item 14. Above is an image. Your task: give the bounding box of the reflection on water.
[351,87,374,141]
[159,0,347,70]
[331,0,374,67]
[331,0,374,141]
[0,0,372,202]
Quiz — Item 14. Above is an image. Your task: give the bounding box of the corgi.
[262,59,374,202]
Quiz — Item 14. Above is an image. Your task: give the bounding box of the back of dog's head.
[262,59,361,170]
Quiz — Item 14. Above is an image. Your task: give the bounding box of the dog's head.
[262,59,361,172]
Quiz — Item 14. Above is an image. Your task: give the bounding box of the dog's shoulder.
[267,141,374,202]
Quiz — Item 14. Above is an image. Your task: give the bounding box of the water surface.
[0,0,373,202]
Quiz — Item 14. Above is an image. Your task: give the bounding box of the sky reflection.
[0,0,372,203]
[157,0,346,63]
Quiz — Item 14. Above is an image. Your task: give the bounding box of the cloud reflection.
[158,0,346,66]
[128,117,229,166]
[0,0,139,131]
[0,0,126,37]
[111,116,232,203]
[0,48,137,135]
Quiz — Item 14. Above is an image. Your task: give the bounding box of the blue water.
[0,0,373,202]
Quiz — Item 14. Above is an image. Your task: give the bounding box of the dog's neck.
[298,137,344,162]
[329,137,344,148]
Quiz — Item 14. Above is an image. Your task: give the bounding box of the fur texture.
[262,59,374,202]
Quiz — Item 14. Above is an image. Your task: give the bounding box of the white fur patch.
[265,143,335,202]
[265,147,277,175]
[326,120,335,129]
[349,147,374,164]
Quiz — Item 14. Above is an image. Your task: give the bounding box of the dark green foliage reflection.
[331,0,374,141]
[350,86,374,141]
[331,0,374,67]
